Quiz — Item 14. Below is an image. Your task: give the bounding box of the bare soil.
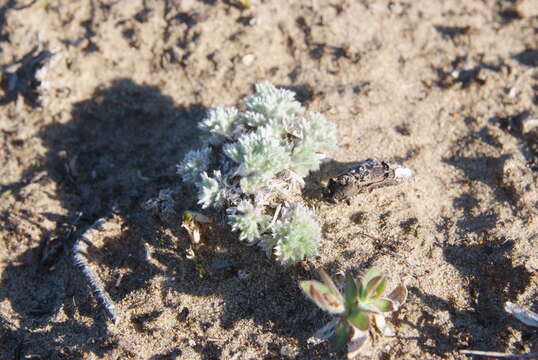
[1,0,537,359]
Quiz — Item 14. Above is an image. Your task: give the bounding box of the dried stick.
[72,218,120,323]
[460,350,538,359]
[324,158,413,203]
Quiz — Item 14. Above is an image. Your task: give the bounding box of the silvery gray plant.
[177,83,338,265]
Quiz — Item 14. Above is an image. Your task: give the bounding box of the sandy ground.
[0,0,537,359]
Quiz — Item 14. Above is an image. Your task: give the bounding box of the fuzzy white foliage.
[177,82,338,264]
[290,143,324,177]
[199,106,239,144]
[177,146,212,184]
[243,82,303,128]
[224,125,290,194]
[271,205,321,266]
[198,171,226,209]
[228,200,271,243]
[300,112,339,153]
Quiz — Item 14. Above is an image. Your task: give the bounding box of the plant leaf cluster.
[177,83,338,264]
[299,267,407,358]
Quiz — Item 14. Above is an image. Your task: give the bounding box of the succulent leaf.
[299,281,345,314]
[359,267,380,299]
[365,276,384,298]
[348,308,369,331]
[330,321,350,349]
[369,298,394,312]
[319,269,343,299]
[373,278,387,299]
[362,267,380,287]
[344,272,358,310]
[313,318,339,340]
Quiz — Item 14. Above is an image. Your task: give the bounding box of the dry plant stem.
[267,203,282,229]
[72,218,120,324]
[460,350,538,359]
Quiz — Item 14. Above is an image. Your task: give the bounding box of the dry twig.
[460,350,538,359]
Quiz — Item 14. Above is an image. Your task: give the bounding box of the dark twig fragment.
[323,158,413,203]
[72,218,120,323]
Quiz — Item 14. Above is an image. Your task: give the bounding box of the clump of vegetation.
[300,267,407,358]
[177,82,338,265]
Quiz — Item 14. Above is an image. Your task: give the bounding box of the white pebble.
[242,54,255,66]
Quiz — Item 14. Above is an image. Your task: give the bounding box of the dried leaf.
[185,246,196,259]
[186,211,213,224]
[333,270,345,284]
[347,326,368,360]
[313,318,339,340]
[387,283,407,309]
[182,212,202,244]
[505,302,538,327]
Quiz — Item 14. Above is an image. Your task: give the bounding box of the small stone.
[508,87,517,98]
[242,54,255,66]
[521,117,538,134]
[280,344,298,358]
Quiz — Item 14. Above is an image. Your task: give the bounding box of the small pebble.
[508,87,517,98]
[280,344,298,358]
[242,54,255,66]
[522,117,538,134]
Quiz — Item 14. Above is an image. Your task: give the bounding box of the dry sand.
[0,0,537,359]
